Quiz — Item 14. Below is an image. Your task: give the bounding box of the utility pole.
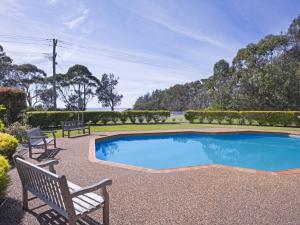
[52,39,58,109]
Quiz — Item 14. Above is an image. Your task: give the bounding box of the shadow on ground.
[0,197,25,225]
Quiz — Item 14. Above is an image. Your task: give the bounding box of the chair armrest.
[37,159,59,173]
[71,179,112,198]
[42,131,57,138]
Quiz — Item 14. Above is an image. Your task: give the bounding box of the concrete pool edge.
[88,128,300,175]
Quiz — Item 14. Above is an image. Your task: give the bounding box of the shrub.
[0,87,27,124]
[184,110,300,127]
[0,133,19,159]
[4,122,30,143]
[26,110,171,128]
[120,114,128,124]
[0,156,9,201]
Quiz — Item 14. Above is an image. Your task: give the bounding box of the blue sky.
[0,0,299,108]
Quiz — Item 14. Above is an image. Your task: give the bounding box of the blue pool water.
[95,133,300,171]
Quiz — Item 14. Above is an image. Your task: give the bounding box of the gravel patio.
[2,129,300,225]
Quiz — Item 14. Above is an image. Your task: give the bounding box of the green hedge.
[25,110,171,128]
[184,110,300,127]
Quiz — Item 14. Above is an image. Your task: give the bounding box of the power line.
[0,34,202,75]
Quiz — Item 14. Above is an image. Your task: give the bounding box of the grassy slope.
[53,122,300,138]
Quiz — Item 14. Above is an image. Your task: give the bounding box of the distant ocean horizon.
[86,107,130,112]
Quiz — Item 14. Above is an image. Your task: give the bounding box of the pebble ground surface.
[1,129,300,225]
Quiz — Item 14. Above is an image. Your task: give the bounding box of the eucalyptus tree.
[2,63,47,107]
[96,73,123,111]
[56,64,100,110]
[0,45,13,83]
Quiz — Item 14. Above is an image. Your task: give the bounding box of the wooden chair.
[26,127,56,158]
[14,156,112,225]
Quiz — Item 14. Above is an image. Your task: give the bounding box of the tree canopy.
[134,14,300,111]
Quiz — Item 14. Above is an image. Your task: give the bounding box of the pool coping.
[88,128,300,175]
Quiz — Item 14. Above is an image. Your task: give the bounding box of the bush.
[26,110,171,128]
[184,110,300,127]
[0,87,27,124]
[0,133,19,159]
[0,156,9,201]
[4,122,30,143]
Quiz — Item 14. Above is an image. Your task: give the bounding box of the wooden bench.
[14,156,112,225]
[61,121,90,138]
[26,127,56,158]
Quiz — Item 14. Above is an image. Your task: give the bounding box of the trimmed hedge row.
[25,110,171,128]
[184,110,300,127]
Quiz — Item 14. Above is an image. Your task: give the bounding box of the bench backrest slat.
[61,121,85,130]
[15,158,71,217]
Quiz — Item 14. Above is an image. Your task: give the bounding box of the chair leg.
[22,188,28,210]
[54,138,57,148]
[62,130,64,138]
[68,131,70,138]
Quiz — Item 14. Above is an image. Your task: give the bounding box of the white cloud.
[48,0,58,4]
[63,8,90,29]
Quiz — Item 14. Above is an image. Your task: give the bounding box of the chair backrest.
[26,128,43,142]
[14,157,72,218]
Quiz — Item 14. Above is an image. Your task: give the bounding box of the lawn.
[52,122,300,138]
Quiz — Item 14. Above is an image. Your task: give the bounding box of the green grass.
[51,122,300,138]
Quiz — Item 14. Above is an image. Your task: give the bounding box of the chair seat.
[31,137,54,146]
[68,182,104,216]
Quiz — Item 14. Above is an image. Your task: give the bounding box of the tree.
[2,64,46,107]
[57,64,100,110]
[96,73,123,111]
[0,45,13,82]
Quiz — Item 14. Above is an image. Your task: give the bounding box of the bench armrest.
[37,159,59,173]
[71,179,112,198]
[30,135,47,139]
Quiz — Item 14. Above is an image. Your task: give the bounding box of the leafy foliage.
[0,156,9,200]
[185,110,300,127]
[96,73,123,111]
[25,110,170,128]
[0,133,18,160]
[56,65,100,110]
[0,87,27,123]
[134,15,300,111]
[4,122,31,143]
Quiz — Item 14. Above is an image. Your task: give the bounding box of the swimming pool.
[95,132,300,171]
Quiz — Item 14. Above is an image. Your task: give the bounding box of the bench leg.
[68,131,70,138]
[83,128,85,134]
[62,130,64,138]
[68,217,77,225]
[22,188,28,210]
[103,192,109,225]
[54,138,57,148]
[88,126,91,135]
[44,145,48,156]
[28,145,32,158]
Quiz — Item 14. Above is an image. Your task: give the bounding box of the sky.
[0,0,300,108]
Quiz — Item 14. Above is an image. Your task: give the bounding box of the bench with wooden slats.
[61,121,91,138]
[14,156,112,225]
